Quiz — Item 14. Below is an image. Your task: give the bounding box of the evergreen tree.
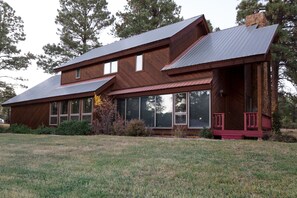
[37,0,115,73]
[236,0,297,113]
[0,1,34,104]
[113,0,183,39]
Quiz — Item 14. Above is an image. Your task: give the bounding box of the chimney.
[245,12,268,27]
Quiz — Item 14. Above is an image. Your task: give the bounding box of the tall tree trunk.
[271,61,279,113]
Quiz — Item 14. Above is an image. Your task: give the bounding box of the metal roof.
[58,15,203,69]
[2,75,114,105]
[162,24,278,70]
[108,78,212,96]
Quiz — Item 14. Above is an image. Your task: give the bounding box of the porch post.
[257,64,262,131]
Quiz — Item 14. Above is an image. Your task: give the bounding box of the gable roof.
[162,24,278,71]
[2,75,114,106]
[57,15,203,70]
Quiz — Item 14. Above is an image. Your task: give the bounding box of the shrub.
[93,97,116,134]
[272,111,282,135]
[0,127,6,133]
[269,134,297,143]
[7,124,33,134]
[126,119,150,136]
[173,125,187,138]
[112,114,126,136]
[200,128,213,139]
[34,125,56,134]
[55,120,91,135]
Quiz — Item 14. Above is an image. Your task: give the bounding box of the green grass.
[0,134,297,197]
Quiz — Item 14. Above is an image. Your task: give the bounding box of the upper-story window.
[104,61,118,75]
[136,54,143,71]
[76,68,80,79]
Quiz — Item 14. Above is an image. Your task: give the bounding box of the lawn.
[0,134,297,197]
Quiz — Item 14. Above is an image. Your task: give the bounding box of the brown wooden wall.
[61,47,212,90]
[11,103,49,129]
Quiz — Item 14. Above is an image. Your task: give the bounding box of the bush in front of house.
[173,125,187,138]
[111,114,127,136]
[0,127,6,133]
[55,120,91,135]
[34,125,56,134]
[7,124,33,134]
[200,128,213,139]
[126,119,150,136]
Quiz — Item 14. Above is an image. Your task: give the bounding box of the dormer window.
[104,61,118,75]
[136,54,143,71]
[76,68,80,79]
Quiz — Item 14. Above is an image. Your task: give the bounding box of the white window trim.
[187,90,212,129]
[136,54,143,71]
[104,61,118,75]
[49,102,58,126]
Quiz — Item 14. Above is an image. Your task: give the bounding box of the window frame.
[174,93,188,125]
[59,100,69,123]
[49,102,58,126]
[136,54,143,71]
[187,90,211,129]
[76,68,80,79]
[70,99,80,121]
[104,61,118,75]
[81,97,93,123]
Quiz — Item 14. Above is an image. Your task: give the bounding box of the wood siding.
[11,103,49,129]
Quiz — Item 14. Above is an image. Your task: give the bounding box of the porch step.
[213,129,262,140]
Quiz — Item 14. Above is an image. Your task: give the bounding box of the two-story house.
[2,13,278,139]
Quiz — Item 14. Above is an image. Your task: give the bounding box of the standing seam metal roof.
[58,15,203,69]
[2,75,114,105]
[162,24,278,70]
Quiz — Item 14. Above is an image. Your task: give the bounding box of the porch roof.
[108,78,212,96]
[2,75,115,106]
[162,24,278,71]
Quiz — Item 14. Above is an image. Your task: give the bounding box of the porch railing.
[213,113,225,130]
[213,112,271,131]
[244,112,272,131]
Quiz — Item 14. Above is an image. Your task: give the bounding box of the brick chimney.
[245,12,268,27]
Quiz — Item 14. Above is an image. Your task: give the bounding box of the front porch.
[212,112,272,139]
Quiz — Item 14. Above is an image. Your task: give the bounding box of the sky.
[4,0,241,94]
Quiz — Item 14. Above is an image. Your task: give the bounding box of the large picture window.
[117,99,126,119]
[70,99,80,121]
[82,98,93,123]
[60,101,68,123]
[49,102,58,125]
[140,96,155,127]
[156,94,173,128]
[189,90,210,128]
[126,97,139,121]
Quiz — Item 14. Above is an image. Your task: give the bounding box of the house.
[2,13,278,139]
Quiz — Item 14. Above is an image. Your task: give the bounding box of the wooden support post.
[257,64,262,131]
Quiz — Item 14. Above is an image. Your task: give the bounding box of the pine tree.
[37,0,115,73]
[113,0,183,39]
[236,0,297,113]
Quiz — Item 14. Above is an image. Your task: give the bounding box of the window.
[76,68,80,79]
[49,102,58,125]
[175,93,187,125]
[117,99,126,120]
[189,90,210,128]
[60,101,68,123]
[140,96,155,127]
[156,94,173,128]
[104,61,118,74]
[136,54,143,71]
[82,98,93,123]
[126,97,139,121]
[70,99,80,121]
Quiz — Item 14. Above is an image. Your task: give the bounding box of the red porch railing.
[244,112,271,131]
[213,113,225,130]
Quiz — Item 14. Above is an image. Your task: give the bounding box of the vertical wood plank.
[257,64,263,131]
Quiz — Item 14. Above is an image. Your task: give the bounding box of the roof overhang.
[108,78,212,98]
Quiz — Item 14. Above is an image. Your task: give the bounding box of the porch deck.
[212,112,271,139]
